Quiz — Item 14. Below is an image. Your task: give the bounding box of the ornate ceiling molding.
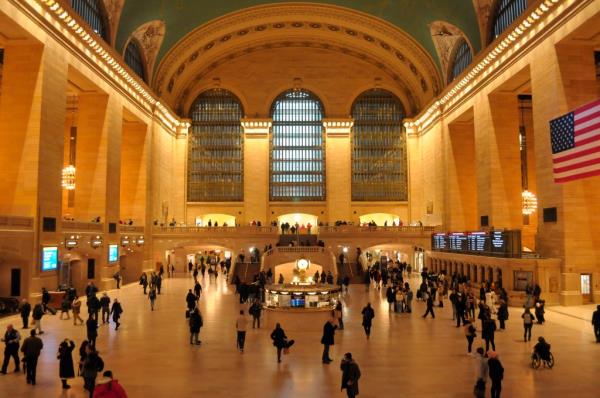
[127,19,165,80]
[102,0,124,46]
[153,3,442,113]
[430,21,474,85]
[472,0,496,47]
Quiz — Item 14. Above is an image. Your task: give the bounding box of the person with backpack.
[487,351,504,398]
[32,303,44,335]
[522,308,534,342]
[81,345,104,397]
[189,308,202,345]
[360,303,375,339]
[464,320,477,355]
[72,297,84,325]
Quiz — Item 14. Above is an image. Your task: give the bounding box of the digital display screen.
[432,233,447,250]
[467,232,489,252]
[108,244,118,263]
[449,233,468,251]
[431,230,520,258]
[42,247,58,271]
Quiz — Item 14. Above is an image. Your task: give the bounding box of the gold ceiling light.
[522,190,538,215]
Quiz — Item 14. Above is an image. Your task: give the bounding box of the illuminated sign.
[42,247,58,271]
[108,244,118,263]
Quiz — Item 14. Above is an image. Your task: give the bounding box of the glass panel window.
[187,89,244,202]
[124,41,146,82]
[449,40,473,83]
[351,89,407,201]
[70,0,108,41]
[270,90,325,201]
[492,0,528,40]
[581,274,591,295]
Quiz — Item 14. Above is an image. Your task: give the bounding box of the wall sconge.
[61,165,76,190]
[90,235,103,248]
[136,236,145,246]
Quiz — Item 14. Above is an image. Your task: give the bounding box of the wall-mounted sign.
[42,247,58,271]
[108,244,118,263]
[431,230,521,258]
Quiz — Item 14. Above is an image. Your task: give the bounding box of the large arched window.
[70,0,109,42]
[187,89,244,202]
[351,89,407,201]
[124,40,146,82]
[449,40,473,83]
[491,0,528,41]
[270,89,325,201]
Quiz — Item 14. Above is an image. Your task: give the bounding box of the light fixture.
[61,165,76,190]
[522,190,538,215]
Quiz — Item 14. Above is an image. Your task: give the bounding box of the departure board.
[431,230,521,258]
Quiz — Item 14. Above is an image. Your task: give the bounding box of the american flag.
[550,99,600,183]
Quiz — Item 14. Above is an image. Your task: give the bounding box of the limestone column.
[173,123,189,224]
[241,119,271,225]
[323,119,353,224]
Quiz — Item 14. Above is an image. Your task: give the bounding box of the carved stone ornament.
[130,20,166,80]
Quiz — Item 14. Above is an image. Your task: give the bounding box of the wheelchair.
[531,352,555,369]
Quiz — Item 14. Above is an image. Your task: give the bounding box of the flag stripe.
[574,108,600,124]
[554,168,600,183]
[574,99,600,115]
[575,131,600,147]
[554,156,600,173]
[554,162,600,178]
[552,140,600,163]
[552,147,600,168]
[574,120,600,136]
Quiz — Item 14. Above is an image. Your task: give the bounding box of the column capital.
[241,118,272,137]
[176,119,191,139]
[322,118,354,137]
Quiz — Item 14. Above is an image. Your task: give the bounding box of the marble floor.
[0,275,599,398]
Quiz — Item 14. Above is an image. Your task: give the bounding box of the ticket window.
[581,274,592,303]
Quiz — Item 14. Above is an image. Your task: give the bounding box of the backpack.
[33,305,43,318]
[523,313,532,324]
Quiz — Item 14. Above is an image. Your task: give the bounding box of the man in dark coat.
[422,295,435,319]
[21,330,43,385]
[20,299,31,329]
[189,308,202,345]
[87,294,100,321]
[592,305,600,343]
[487,351,504,398]
[340,352,361,398]
[58,339,75,389]
[86,317,98,347]
[100,293,111,324]
[186,289,197,311]
[1,324,21,374]
[360,303,375,339]
[110,299,123,330]
[321,319,337,364]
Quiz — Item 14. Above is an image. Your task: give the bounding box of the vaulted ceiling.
[115,0,482,69]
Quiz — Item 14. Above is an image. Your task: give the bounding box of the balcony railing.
[318,225,439,234]
[119,225,144,233]
[62,221,103,232]
[152,226,278,235]
[265,246,325,256]
[0,216,34,230]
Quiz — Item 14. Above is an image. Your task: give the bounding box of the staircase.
[232,262,260,283]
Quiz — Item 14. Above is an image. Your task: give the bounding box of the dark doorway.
[10,268,21,296]
[87,258,95,280]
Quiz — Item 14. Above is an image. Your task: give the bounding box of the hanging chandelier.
[522,190,538,215]
[61,165,76,190]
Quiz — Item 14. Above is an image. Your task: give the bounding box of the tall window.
[187,89,244,202]
[270,90,325,201]
[491,0,528,40]
[70,0,109,41]
[351,89,407,201]
[124,40,146,82]
[449,40,473,83]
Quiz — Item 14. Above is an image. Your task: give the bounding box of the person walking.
[57,339,75,389]
[473,347,488,398]
[20,299,31,329]
[86,316,98,347]
[60,294,71,320]
[236,310,248,353]
[482,317,497,352]
[487,351,504,398]
[1,324,20,374]
[335,302,344,330]
[422,294,435,319]
[100,293,111,324]
[592,305,600,343]
[186,289,196,312]
[249,299,262,329]
[464,320,477,355]
[522,307,534,342]
[194,281,202,300]
[148,287,157,311]
[406,287,413,313]
[32,303,44,335]
[189,308,202,345]
[140,273,148,295]
[88,294,100,321]
[82,345,104,398]
[321,318,337,364]
[110,299,123,330]
[497,300,509,330]
[361,303,375,339]
[72,297,84,325]
[340,352,361,398]
[93,370,127,397]
[270,323,294,363]
[21,330,43,385]
[386,286,395,311]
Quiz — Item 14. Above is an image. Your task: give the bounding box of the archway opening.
[359,213,401,226]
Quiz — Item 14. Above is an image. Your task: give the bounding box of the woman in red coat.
[93,370,127,398]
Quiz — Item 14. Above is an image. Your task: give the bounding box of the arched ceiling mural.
[115,0,482,70]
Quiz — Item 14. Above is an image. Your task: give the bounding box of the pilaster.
[241,119,272,224]
[323,119,353,223]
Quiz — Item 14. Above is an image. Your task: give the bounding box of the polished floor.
[0,274,598,397]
